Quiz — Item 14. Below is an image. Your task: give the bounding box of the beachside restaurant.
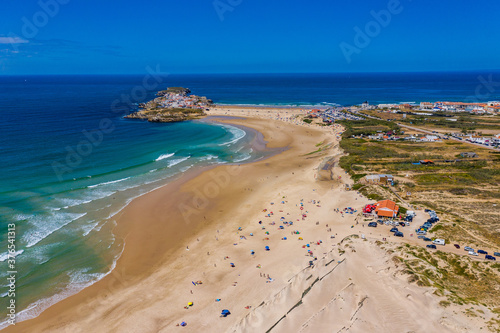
[374,199,399,218]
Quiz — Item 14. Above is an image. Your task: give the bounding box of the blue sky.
[1,0,499,74]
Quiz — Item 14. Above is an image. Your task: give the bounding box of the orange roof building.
[374,200,399,218]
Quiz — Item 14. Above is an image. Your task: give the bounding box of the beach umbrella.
[221,309,231,317]
[265,246,270,251]
[180,322,187,326]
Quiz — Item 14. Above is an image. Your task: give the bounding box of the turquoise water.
[0,76,260,325]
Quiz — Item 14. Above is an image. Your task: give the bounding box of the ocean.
[1,71,499,325]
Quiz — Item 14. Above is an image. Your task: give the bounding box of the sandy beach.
[5,106,492,332]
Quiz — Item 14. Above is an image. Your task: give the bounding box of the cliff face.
[125,108,206,122]
[124,87,212,123]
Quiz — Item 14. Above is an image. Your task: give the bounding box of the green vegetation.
[304,141,331,156]
[336,117,500,252]
[360,108,500,132]
[164,87,190,94]
[337,118,400,137]
[396,245,500,309]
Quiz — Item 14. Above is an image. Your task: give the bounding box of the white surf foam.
[0,243,125,330]
[167,156,190,167]
[81,220,100,237]
[81,189,116,202]
[22,212,88,248]
[87,177,131,189]
[199,154,218,161]
[0,249,24,262]
[51,198,93,211]
[233,154,252,163]
[155,153,175,161]
[219,125,246,146]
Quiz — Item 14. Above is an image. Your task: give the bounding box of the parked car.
[416,230,426,235]
[417,235,425,239]
[423,237,432,242]
[464,246,473,252]
[478,250,488,255]
[368,222,377,227]
[494,252,500,257]
[394,231,404,237]
[485,255,496,261]
[454,244,460,249]
[426,244,437,249]
[390,227,398,233]
[399,222,406,227]
[468,251,478,256]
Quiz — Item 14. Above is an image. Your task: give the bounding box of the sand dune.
[241,238,477,333]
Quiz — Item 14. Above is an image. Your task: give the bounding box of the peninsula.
[124,87,212,122]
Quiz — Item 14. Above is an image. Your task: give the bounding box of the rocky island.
[124,87,213,123]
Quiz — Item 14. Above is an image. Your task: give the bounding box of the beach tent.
[221,309,231,317]
[180,322,187,326]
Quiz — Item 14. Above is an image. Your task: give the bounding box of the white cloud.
[0,36,29,44]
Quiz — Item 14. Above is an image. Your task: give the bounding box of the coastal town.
[124,87,213,122]
[363,100,500,113]
[304,100,500,149]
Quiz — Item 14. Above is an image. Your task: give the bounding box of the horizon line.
[1,68,500,76]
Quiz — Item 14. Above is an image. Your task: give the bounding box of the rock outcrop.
[124,87,212,123]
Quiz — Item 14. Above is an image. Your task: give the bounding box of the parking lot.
[362,209,499,261]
